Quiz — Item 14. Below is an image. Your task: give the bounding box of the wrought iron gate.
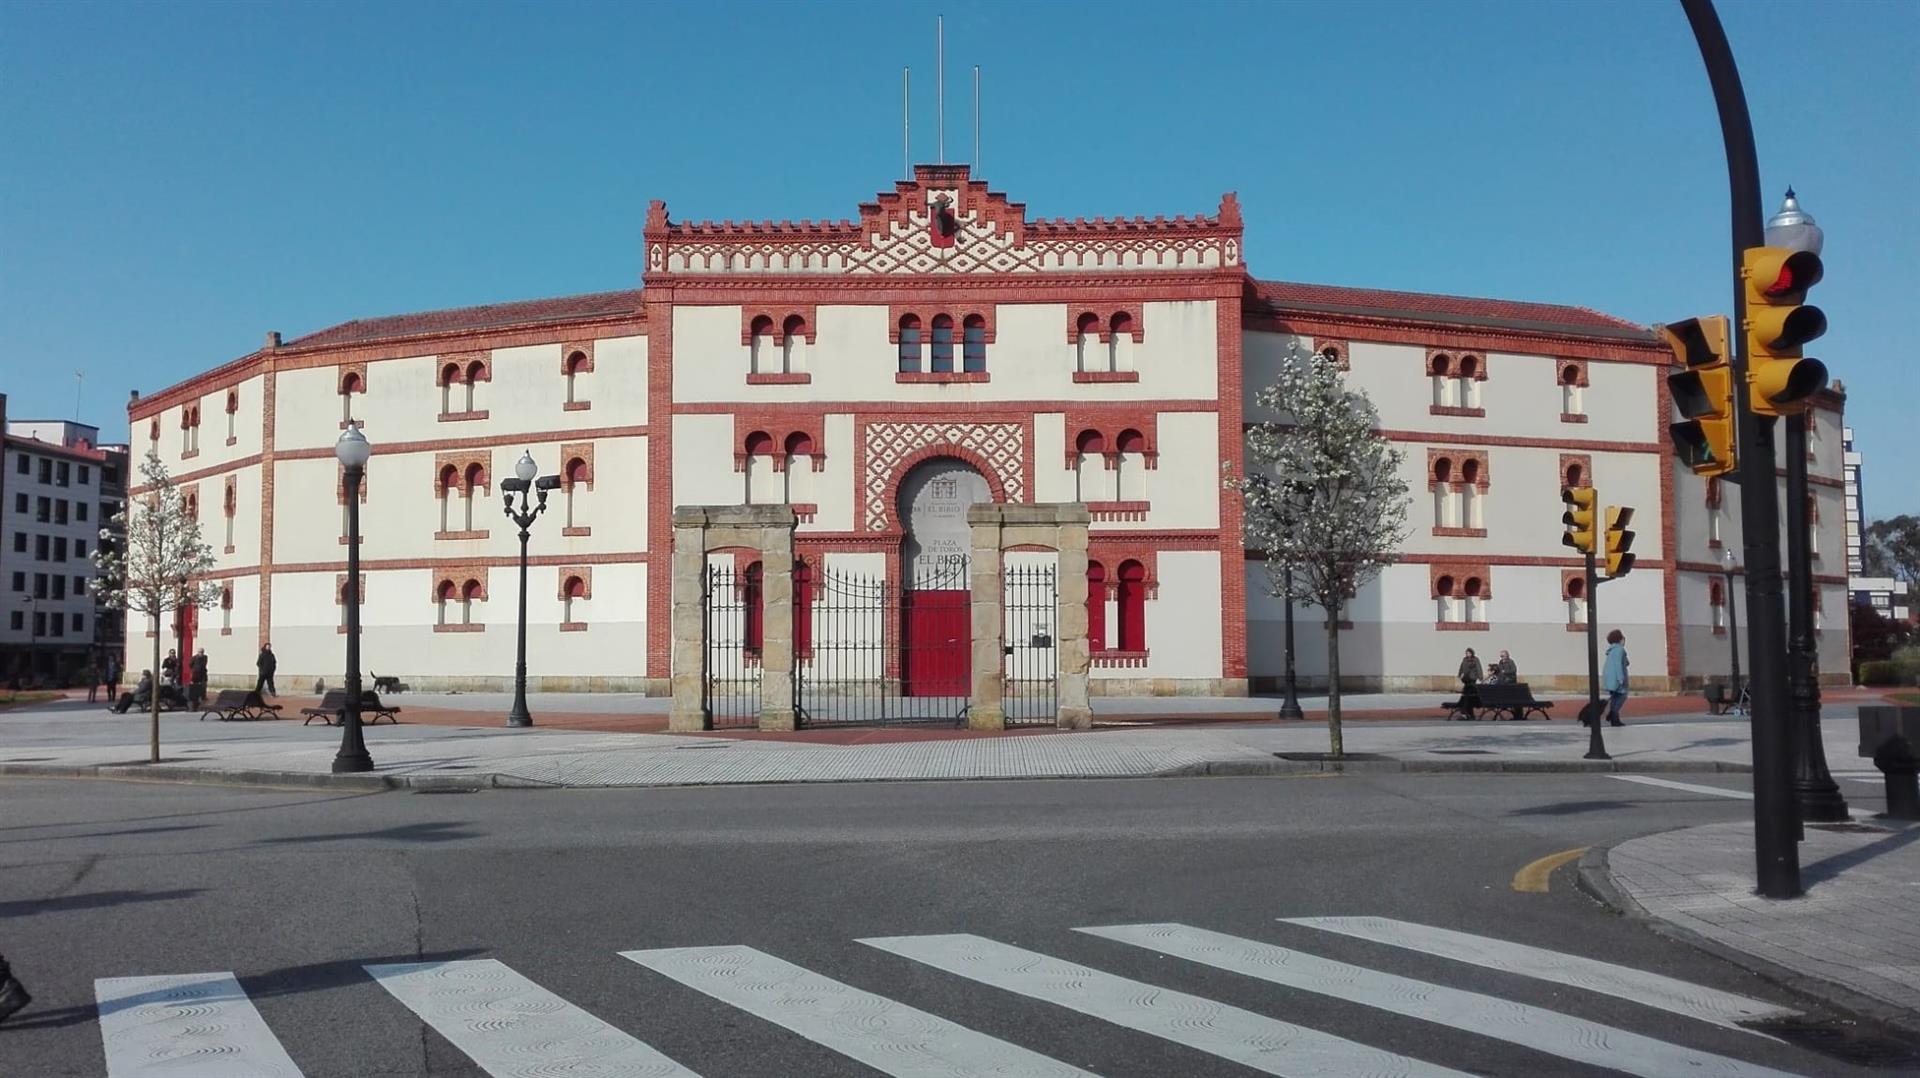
[1001,563,1059,727]
[797,556,972,727]
[702,564,761,729]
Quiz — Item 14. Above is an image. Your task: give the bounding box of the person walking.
[189,648,209,710]
[255,642,277,698]
[1457,648,1484,720]
[104,652,122,706]
[0,951,30,1024]
[86,653,102,703]
[1489,650,1518,685]
[1602,629,1631,727]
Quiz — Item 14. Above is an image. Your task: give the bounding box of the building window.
[1459,459,1482,530]
[221,585,233,633]
[1710,578,1726,633]
[340,371,363,426]
[36,496,50,522]
[1075,313,1101,373]
[1074,430,1111,502]
[1431,457,1456,528]
[13,455,25,475]
[1436,574,1459,624]
[962,314,987,373]
[11,493,22,514]
[8,611,18,631]
[1107,312,1133,372]
[562,574,587,627]
[56,461,70,487]
[743,431,777,505]
[1457,355,1482,409]
[1087,562,1107,654]
[461,464,482,530]
[54,499,68,525]
[75,539,86,558]
[1430,353,1454,407]
[563,456,592,528]
[783,433,814,507]
[898,315,922,373]
[1116,560,1147,652]
[1463,576,1486,624]
[226,390,239,443]
[13,532,25,553]
[782,315,808,374]
[435,580,455,626]
[52,575,66,600]
[1565,576,1587,627]
[930,315,955,373]
[77,501,88,523]
[8,571,20,591]
[565,350,590,404]
[35,534,50,560]
[1560,363,1585,417]
[78,464,90,486]
[32,573,47,598]
[1115,429,1149,503]
[749,316,775,374]
[742,561,765,654]
[54,536,68,562]
[74,575,86,596]
[461,579,482,625]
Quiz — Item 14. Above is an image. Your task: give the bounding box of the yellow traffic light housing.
[1561,487,1598,554]
[1742,246,1829,416]
[1661,316,1737,477]
[1604,506,1636,578]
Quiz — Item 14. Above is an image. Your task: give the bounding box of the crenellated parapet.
[643,165,1241,278]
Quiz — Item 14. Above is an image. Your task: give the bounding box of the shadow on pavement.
[257,821,480,845]
[1507,799,1642,816]
[1803,824,1920,888]
[0,888,206,918]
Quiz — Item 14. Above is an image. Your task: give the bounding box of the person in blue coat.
[1601,629,1630,727]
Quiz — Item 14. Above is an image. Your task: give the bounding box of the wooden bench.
[1440,684,1483,721]
[200,689,283,722]
[1442,683,1555,721]
[300,689,402,726]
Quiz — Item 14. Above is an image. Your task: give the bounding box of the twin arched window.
[1088,559,1148,654]
[441,360,486,415]
[436,579,483,626]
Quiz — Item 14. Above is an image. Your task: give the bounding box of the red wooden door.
[902,589,970,696]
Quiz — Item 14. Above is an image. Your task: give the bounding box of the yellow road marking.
[1512,846,1589,893]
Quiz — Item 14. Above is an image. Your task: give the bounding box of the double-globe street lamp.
[501,451,560,729]
[332,425,374,773]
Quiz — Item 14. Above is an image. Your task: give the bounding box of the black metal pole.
[1680,0,1801,897]
[1279,567,1304,720]
[506,507,534,728]
[1584,549,1609,760]
[1724,563,1743,712]
[1785,414,1848,821]
[332,463,372,773]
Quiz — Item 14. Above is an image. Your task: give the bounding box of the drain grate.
[1741,1015,1920,1069]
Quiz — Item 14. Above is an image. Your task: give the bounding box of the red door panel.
[903,589,970,696]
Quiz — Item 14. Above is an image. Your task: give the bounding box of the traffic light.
[1742,246,1829,416]
[1561,487,1598,555]
[1661,316,1737,478]
[1604,506,1636,578]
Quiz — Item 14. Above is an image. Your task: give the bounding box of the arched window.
[1116,560,1147,652]
[1075,313,1101,372]
[743,431,776,504]
[563,457,591,528]
[1432,457,1454,528]
[1435,574,1457,624]
[565,351,589,404]
[962,314,987,373]
[782,315,807,374]
[898,315,923,373]
[1710,578,1726,631]
[1457,355,1481,408]
[1107,311,1133,372]
[562,574,587,625]
[1115,428,1148,502]
[930,314,955,373]
[1565,576,1587,627]
[435,580,456,627]
[784,432,815,505]
[743,561,764,654]
[749,316,775,374]
[1564,462,1584,491]
[460,579,482,625]
[226,389,239,442]
[1430,353,1454,407]
[461,462,484,530]
[464,361,485,412]
[1561,363,1584,415]
[440,363,461,414]
[1463,576,1485,624]
[221,584,233,633]
[224,483,237,549]
[793,559,813,657]
[340,371,363,425]
[1460,458,1482,529]
[1074,430,1109,502]
[1087,562,1107,654]
[438,464,459,532]
[1808,495,1821,556]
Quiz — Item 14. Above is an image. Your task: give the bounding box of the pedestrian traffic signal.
[1604,506,1636,578]
[1562,487,1598,554]
[1661,315,1737,478]
[1742,246,1829,417]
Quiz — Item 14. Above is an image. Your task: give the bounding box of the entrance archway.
[897,459,989,696]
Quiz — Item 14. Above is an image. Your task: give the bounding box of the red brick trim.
[559,622,588,632]
[1066,410,1160,470]
[1086,501,1151,522]
[872,442,1012,535]
[438,409,490,422]
[1430,562,1493,598]
[1091,650,1150,669]
[741,305,820,344]
[1215,285,1248,681]
[1431,526,1489,538]
[734,413,826,472]
[266,424,650,463]
[430,565,489,602]
[1064,305,1144,344]
[433,529,491,541]
[1560,412,1590,424]
[225,388,239,414]
[1072,371,1141,384]
[556,566,592,600]
[436,351,492,385]
[560,340,595,375]
[435,623,486,633]
[746,372,812,385]
[1559,453,1594,490]
[897,371,990,384]
[562,400,593,411]
[1557,358,1590,388]
[338,361,368,396]
[1311,339,1351,370]
[1561,570,1588,600]
[561,526,591,537]
[1437,622,1492,632]
[559,442,595,490]
[433,451,492,495]
[1242,313,1662,366]
[890,304,997,344]
[1426,448,1489,490]
[644,291,673,680]
[335,462,368,505]
[334,573,366,605]
[789,502,818,523]
[1087,547,1159,600]
[1428,405,1486,418]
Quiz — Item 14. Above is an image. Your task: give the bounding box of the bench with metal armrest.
[200,689,283,722]
[300,689,403,727]
[1441,682,1555,721]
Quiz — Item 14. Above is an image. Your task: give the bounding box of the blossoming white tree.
[92,450,223,763]
[1232,347,1410,756]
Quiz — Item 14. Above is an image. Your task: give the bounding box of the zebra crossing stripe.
[860,933,1472,1078]
[1082,924,1802,1078]
[621,944,1094,1078]
[1608,774,1755,799]
[96,973,304,1078]
[1282,916,1795,1030]
[365,960,699,1078]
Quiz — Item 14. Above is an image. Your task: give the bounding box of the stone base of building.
[1089,677,1249,697]
[208,674,670,695]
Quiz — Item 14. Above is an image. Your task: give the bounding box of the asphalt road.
[0,770,1889,1077]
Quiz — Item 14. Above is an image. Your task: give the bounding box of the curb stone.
[1575,842,1920,1042]
[1155,757,1755,777]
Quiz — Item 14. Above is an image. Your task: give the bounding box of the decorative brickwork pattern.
[1559,453,1594,491]
[740,306,819,344]
[863,422,1024,531]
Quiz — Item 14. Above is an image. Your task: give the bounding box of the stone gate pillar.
[966,503,1093,731]
[668,505,798,733]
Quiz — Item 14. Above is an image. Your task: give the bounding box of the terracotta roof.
[1247,279,1652,341]
[287,288,645,349]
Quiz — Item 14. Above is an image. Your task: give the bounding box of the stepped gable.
[645,165,1243,277]
[288,288,646,349]
[1246,278,1652,341]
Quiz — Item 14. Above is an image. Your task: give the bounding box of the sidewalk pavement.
[1585,817,1920,1039]
[0,690,1883,791]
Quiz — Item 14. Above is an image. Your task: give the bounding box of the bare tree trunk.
[149,616,162,764]
[1326,598,1343,758]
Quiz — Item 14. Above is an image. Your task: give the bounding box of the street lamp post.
[501,450,559,729]
[1766,189,1849,824]
[1721,547,1744,715]
[331,426,374,774]
[1279,567,1305,720]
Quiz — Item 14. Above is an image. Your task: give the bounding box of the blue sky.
[3,0,1914,514]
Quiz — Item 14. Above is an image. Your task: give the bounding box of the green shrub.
[1859,659,1920,686]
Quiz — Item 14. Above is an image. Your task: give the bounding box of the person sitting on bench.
[1488,650,1518,685]
[111,670,154,714]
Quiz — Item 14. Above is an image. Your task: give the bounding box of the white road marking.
[1282,916,1795,1029]
[366,960,699,1078]
[621,944,1092,1077]
[96,973,303,1077]
[861,933,1470,1078]
[1082,923,1802,1078]
[1609,774,1754,799]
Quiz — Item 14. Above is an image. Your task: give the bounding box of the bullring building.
[122,166,1851,698]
